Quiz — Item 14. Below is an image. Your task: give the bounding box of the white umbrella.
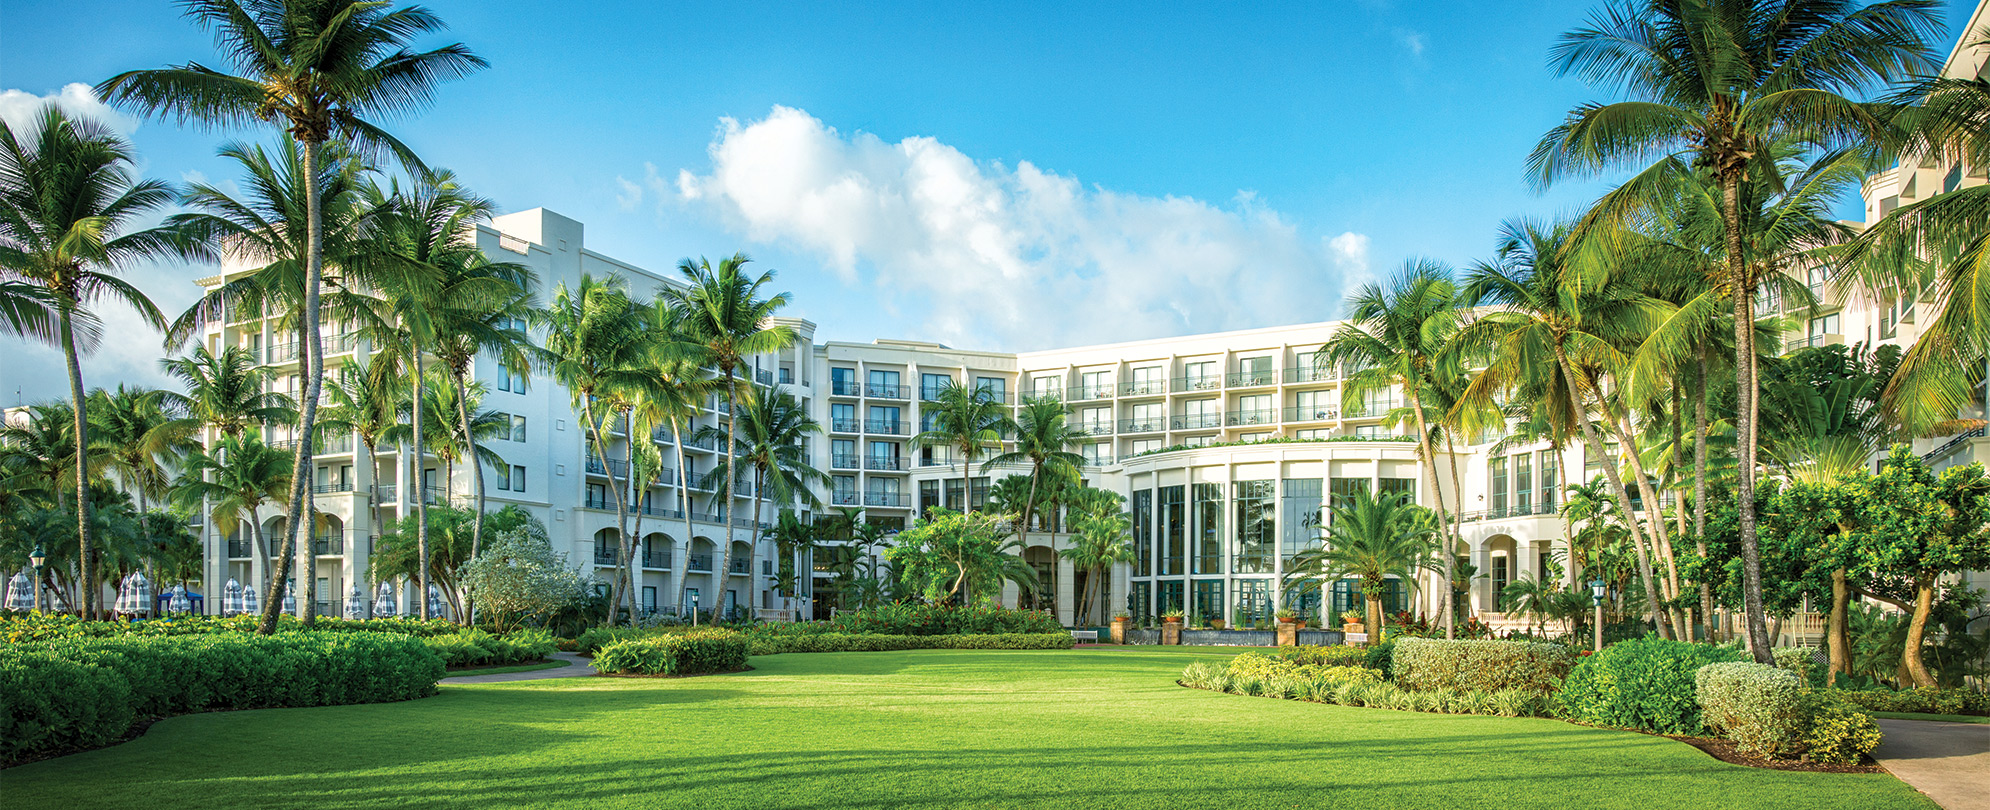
[4,570,32,611]
[281,579,296,613]
[426,584,444,620]
[224,578,243,616]
[240,584,260,615]
[117,571,153,615]
[345,584,366,619]
[373,582,397,617]
[168,585,192,614]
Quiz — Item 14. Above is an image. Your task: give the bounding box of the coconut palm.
[1530,0,1940,662]
[1057,490,1135,625]
[915,380,1017,514]
[0,106,192,617]
[700,385,828,611]
[631,305,720,618]
[170,431,292,590]
[981,395,1086,545]
[319,356,402,554]
[158,345,297,439]
[0,404,100,509]
[0,278,60,341]
[88,385,199,518]
[1282,489,1438,639]
[661,253,797,621]
[102,0,484,627]
[1318,258,1468,637]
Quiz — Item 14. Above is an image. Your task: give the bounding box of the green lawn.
[441,660,569,678]
[2,647,1934,809]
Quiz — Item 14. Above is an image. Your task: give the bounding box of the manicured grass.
[2,647,1934,809]
[441,660,568,678]
[1870,710,1990,724]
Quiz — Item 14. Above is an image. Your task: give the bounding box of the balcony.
[375,484,446,505]
[863,491,910,508]
[638,503,683,519]
[585,456,631,478]
[688,553,713,572]
[919,384,953,402]
[1346,400,1399,418]
[1119,379,1167,396]
[756,368,773,386]
[1171,413,1223,430]
[227,538,252,559]
[1172,375,1223,393]
[1284,365,1339,384]
[864,420,908,436]
[593,546,618,566]
[323,332,359,355]
[1066,383,1113,401]
[830,380,862,397]
[643,546,673,569]
[1078,421,1114,437]
[831,453,862,470]
[1118,417,1166,434]
[313,481,355,494]
[729,558,751,575]
[1226,370,1276,388]
[1785,333,1843,354]
[831,490,860,506]
[1224,409,1278,427]
[312,531,345,555]
[830,418,862,434]
[1284,405,1340,423]
[865,383,911,400]
[864,455,909,472]
[267,342,300,364]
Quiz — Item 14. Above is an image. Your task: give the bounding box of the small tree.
[458,512,588,633]
[1057,489,1134,625]
[1845,446,1990,688]
[886,508,1034,605]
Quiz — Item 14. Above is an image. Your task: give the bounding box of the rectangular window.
[921,372,953,400]
[642,586,657,613]
[1234,579,1272,624]
[1129,581,1152,622]
[1379,477,1415,504]
[1184,360,1218,390]
[1490,455,1509,517]
[1132,489,1153,577]
[1233,480,1275,574]
[831,367,857,395]
[1192,482,1223,575]
[1081,406,1110,434]
[493,464,511,491]
[1130,365,1162,393]
[975,376,1006,400]
[1328,477,1370,511]
[919,479,941,514]
[1237,355,1272,385]
[1130,439,1162,455]
[1281,478,1323,561]
[1160,485,1186,576]
[1294,428,1329,440]
[511,414,527,443]
[586,483,607,509]
[1541,451,1560,510]
[1353,425,1387,438]
[1158,580,1185,616]
[1079,370,1109,398]
[779,367,794,384]
[867,405,901,432]
[1294,349,1326,381]
[866,369,901,396]
[1031,375,1062,399]
[1192,580,1225,624]
[1083,442,1109,466]
[1129,402,1162,431]
[512,465,525,492]
[1514,453,1533,514]
[830,403,856,429]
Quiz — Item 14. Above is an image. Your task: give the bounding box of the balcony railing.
[313,481,355,494]
[1284,365,1339,384]
[919,385,951,402]
[1923,427,1987,463]
[1346,400,1399,418]
[312,532,345,555]
[864,455,909,471]
[830,380,862,397]
[864,420,908,436]
[1066,384,1113,401]
[593,546,619,566]
[865,383,910,399]
[1225,409,1277,427]
[1172,375,1223,392]
[1171,413,1223,430]
[831,490,860,506]
[756,369,773,386]
[267,342,300,363]
[1118,417,1166,434]
[376,484,446,504]
[688,554,713,572]
[227,539,252,559]
[585,456,630,478]
[863,491,910,507]
[1283,405,1340,422]
[831,453,862,470]
[1078,421,1114,436]
[1119,379,1167,396]
[830,418,862,434]
[643,547,674,569]
[1226,370,1276,388]
[1785,334,1842,354]
[729,558,751,575]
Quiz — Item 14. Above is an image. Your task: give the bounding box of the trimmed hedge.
[1829,686,1990,717]
[594,630,749,675]
[0,613,460,643]
[1698,662,1808,758]
[1392,638,1574,694]
[424,628,557,668]
[748,632,1074,656]
[0,633,442,765]
[1555,636,1742,734]
[1273,645,1371,668]
[824,604,1063,636]
[1180,659,1550,717]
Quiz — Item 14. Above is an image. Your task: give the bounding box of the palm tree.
[982,395,1085,546]
[1319,258,1467,637]
[1057,491,1135,624]
[702,385,828,612]
[915,380,1017,515]
[1282,489,1437,638]
[320,356,402,558]
[629,307,720,618]
[0,277,60,341]
[0,106,190,617]
[535,273,666,625]
[158,346,297,439]
[89,385,199,519]
[102,0,485,628]
[1530,0,1940,662]
[170,431,292,592]
[0,404,98,511]
[662,253,797,621]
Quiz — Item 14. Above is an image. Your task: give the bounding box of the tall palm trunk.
[1444,429,1465,626]
[265,138,326,635]
[452,370,487,560]
[748,465,766,614]
[712,373,740,623]
[58,308,95,618]
[617,410,637,626]
[672,416,695,616]
[1726,171,1772,664]
[1694,346,1714,641]
[1605,409,1684,633]
[1403,385,1452,638]
[295,323,318,624]
[411,349,432,620]
[1554,345,1672,638]
[581,400,631,626]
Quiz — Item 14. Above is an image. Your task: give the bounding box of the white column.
[1055,555,1076,626]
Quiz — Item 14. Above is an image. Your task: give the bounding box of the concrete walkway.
[443,652,597,684]
[1872,718,1990,810]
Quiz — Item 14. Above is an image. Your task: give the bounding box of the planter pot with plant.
[1208,618,1226,630]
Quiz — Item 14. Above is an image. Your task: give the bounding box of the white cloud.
[0,82,139,137]
[671,106,1364,350]
[1396,30,1427,58]
[615,176,643,211]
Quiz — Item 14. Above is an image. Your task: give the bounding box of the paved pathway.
[443,652,597,684]
[1872,718,1990,810]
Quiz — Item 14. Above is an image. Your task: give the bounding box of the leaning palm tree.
[102,0,485,628]
[0,105,191,618]
[661,253,797,620]
[1319,258,1467,637]
[915,380,1017,515]
[702,386,829,612]
[170,431,292,596]
[1282,489,1437,639]
[633,303,721,618]
[158,345,297,439]
[1529,0,1940,662]
[319,356,402,555]
[981,395,1086,545]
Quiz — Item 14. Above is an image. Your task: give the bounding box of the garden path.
[1871,718,1990,810]
[446,652,597,684]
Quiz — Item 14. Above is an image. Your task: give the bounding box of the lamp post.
[1589,578,1607,651]
[29,544,45,613]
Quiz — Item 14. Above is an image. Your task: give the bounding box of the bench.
[1070,630,1099,644]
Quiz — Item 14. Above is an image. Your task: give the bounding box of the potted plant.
[1110,612,1132,645]
[1340,609,1366,634]
[1161,609,1184,624]
[1275,608,1298,625]
[1160,609,1185,646]
[1208,615,1227,631]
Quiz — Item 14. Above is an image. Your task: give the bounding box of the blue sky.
[0,0,1974,403]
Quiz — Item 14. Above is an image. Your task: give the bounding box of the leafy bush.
[1392,638,1574,694]
[1772,647,1819,684]
[1224,651,1381,685]
[1364,638,1397,678]
[0,632,442,766]
[825,604,1063,636]
[1555,636,1742,734]
[593,629,749,675]
[0,613,463,642]
[1697,662,1807,758]
[422,628,558,668]
[1178,658,1548,717]
[1274,645,1370,668]
[575,626,656,656]
[1828,686,1990,716]
[1802,694,1883,765]
[748,632,1073,656]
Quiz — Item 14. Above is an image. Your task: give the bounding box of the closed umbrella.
[281,579,295,613]
[224,578,243,616]
[119,572,153,616]
[345,584,366,619]
[241,584,260,615]
[373,582,396,617]
[426,584,444,620]
[5,570,31,611]
[168,585,191,615]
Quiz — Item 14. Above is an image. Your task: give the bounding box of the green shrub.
[748,632,1073,656]
[1364,638,1396,678]
[1802,694,1883,765]
[594,629,749,676]
[1177,653,1546,718]
[0,613,460,643]
[1275,645,1370,668]
[576,626,656,656]
[1697,662,1807,759]
[1556,636,1742,734]
[1828,686,1990,717]
[0,650,135,764]
[1392,638,1575,694]
[1772,647,1819,684]
[825,604,1063,636]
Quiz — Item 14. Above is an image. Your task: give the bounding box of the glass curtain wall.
[1160,486,1185,576]
[1192,483,1223,574]
[1132,489,1153,577]
[1233,480,1275,574]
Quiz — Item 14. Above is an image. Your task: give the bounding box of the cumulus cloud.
[671,106,1364,350]
[0,82,139,136]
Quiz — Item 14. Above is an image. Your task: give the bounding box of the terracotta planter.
[1161,620,1183,646]
[1209,619,1226,630]
[1110,618,1130,645]
[1275,620,1298,647]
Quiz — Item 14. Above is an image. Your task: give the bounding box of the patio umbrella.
[345,584,366,619]
[117,571,152,615]
[168,585,192,614]
[240,584,259,615]
[426,584,444,620]
[373,582,396,617]
[281,579,295,613]
[5,570,32,611]
[223,578,243,616]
